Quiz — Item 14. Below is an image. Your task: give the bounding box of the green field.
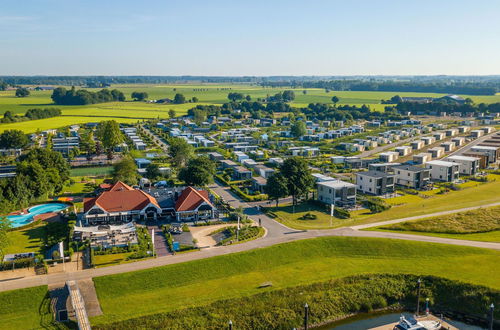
[91,236,500,325]
[2,85,500,133]
[0,286,54,330]
[70,166,114,177]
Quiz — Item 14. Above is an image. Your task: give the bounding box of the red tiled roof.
[99,183,113,190]
[175,186,214,212]
[84,181,160,213]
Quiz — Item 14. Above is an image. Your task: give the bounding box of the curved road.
[1,182,499,293]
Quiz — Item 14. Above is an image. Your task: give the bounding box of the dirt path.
[191,224,235,248]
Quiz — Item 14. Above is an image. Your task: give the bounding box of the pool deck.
[369,314,457,330]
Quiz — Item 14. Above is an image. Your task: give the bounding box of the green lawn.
[0,286,55,330]
[91,236,500,325]
[366,228,500,242]
[3,85,500,133]
[4,223,45,255]
[93,253,135,268]
[70,166,114,177]
[270,176,500,230]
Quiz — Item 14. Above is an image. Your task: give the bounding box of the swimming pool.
[7,203,69,228]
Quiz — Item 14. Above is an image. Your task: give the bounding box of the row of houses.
[122,127,146,150]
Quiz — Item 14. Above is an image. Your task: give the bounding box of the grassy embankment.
[268,174,500,230]
[367,207,500,242]
[90,236,500,325]
[2,86,500,133]
[0,286,55,330]
[92,274,499,330]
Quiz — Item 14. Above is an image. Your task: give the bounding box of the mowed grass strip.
[0,286,54,330]
[367,206,500,242]
[91,236,500,325]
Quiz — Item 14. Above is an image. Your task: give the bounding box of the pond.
[7,203,69,228]
[317,312,485,329]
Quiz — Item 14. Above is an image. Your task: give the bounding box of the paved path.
[148,225,170,257]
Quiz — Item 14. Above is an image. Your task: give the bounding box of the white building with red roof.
[83,181,162,225]
[174,186,218,222]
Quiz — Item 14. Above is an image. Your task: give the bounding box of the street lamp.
[304,303,309,330]
[425,298,430,315]
[489,303,495,330]
[228,320,233,330]
[416,278,422,316]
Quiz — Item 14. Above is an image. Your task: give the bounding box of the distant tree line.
[393,101,500,115]
[0,149,70,214]
[0,81,7,91]
[25,108,61,120]
[51,87,125,105]
[261,80,499,95]
[186,100,404,123]
[1,108,61,124]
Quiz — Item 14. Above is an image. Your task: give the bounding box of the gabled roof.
[175,187,214,212]
[84,181,160,213]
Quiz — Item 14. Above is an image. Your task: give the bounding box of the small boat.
[394,315,442,330]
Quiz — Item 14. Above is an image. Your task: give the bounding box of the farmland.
[2,84,500,133]
[90,236,500,325]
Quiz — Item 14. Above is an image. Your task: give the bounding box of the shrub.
[300,212,317,220]
[334,207,350,219]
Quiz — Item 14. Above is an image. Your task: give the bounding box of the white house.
[447,155,480,175]
[317,180,357,207]
[425,160,460,182]
[356,171,395,196]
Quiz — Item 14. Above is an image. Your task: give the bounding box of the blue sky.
[1,0,499,75]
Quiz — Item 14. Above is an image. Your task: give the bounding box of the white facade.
[447,155,480,175]
[395,146,412,156]
[425,160,460,182]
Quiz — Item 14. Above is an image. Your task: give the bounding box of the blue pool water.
[7,203,69,228]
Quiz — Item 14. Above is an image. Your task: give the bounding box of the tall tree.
[264,173,289,206]
[80,130,96,160]
[178,156,215,187]
[173,93,186,104]
[0,129,29,149]
[145,163,165,181]
[112,157,139,185]
[168,109,176,119]
[280,157,314,205]
[291,120,307,138]
[97,120,124,158]
[168,137,194,168]
[131,91,148,101]
[15,87,30,97]
[331,96,339,105]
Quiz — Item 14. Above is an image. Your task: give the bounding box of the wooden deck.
[369,314,458,330]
